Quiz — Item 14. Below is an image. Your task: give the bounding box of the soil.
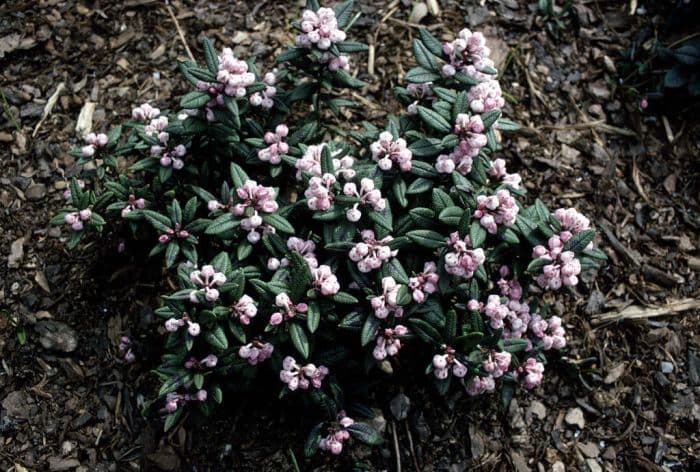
[1,1,699,471]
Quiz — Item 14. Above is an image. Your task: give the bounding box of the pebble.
[527,400,547,421]
[586,458,602,472]
[48,458,80,471]
[578,441,600,458]
[8,237,25,268]
[660,361,674,374]
[551,461,565,472]
[2,391,37,419]
[25,183,47,200]
[35,320,78,352]
[565,407,585,429]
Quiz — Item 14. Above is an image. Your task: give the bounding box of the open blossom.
[488,158,522,189]
[529,314,566,350]
[436,114,487,175]
[370,277,405,319]
[151,142,187,170]
[518,358,544,389]
[295,7,346,50]
[409,262,439,303]
[554,207,591,234]
[81,132,108,157]
[118,336,136,364]
[230,294,258,325]
[321,52,350,72]
[185,354,218,370]
[165,389,207,413]
[144,115,169,140]
[370,132,412,172]
[257,124,289,165]
[269,292,308,325]
[63,208,92,232]
[343,178,386,222]
[121,194,146,218]
[432,347,468,379]
[497,265,523,301]
[164,315,201,337]
[473,189,519,234]
[471,294,532,340]
[295,144,355,180]
[483,351,512,378]
[465,375,496,396]
[441,29,495,82]
[305,173,337,211]
[319,413,354,455]
[468,79,505,113]
[241,210,276,244]
[249,71,278,110]
[239,340,274,365]
[444,232,485,279]
[132,103,161,121]
[189,265,227,303]
[286,237,319,268]
[532,234,582,289]
[233,180,279,215]
[348,230,397,273]
[311,265,340,296]
[279,356,329,391]
[373,325,408,360]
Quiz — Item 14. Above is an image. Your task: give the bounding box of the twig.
[32,82,65,137]
[599,221,642,267]
[661,115,674,143]
[592,298,700,325]
[164,1,195,62]
[391,421,402,472]
[539,120,637,137]
[404,421,421,472]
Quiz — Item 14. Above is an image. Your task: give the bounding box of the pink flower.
[189,265,227,303]
[305,173,336,211]
[370,277,405,319]
[529,314,566,350]
[239,340,274,365]
[342,178,386,221]
[373,325,408,360]
[442,28,496,83]
[312,265,340,296]
[235,180,279,214]
[295,7,346,51]
[473,189,519,234]
[280,356,329,391]
[518,358,544,389]
[468,79,505,113]
[132,103,161,121]
[444,232,485,279]
[532,235,582,290]
[370,131,413,172]
[230,295,258,325]
[295,144,355,180]
[408,262,440,303]
[257,124,289,165]
[348,230,397,273]
[483,351,512,378]
[432,347,467,379]
[269,292,308,325]
[465,375,496,396]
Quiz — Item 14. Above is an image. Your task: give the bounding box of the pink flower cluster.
[189,265,227,303]
[482,351,511,378]
[121,194,146,218]
[468,80,505,113]
[469,295,529,340]
[441,29,495,82]
[444,232,486,279]
[63,209,92,232]
[288,237,319,268]
[151,142,187,170]
[311,265,340,296]
[118,336,136,363]
[257,124,289,165]
[157,223,189,244]
[241,211,275,244]
[349,230,397,273]
[518,358,544,389]
[305,173,337,211]
[432,347,468,379]
[132,103,161,122]
[270,292,308,326]
[249,71,277,110]
[473,189,519,234]
[233,180,279,215]
[295,144,355,180]
[319,414,355,455]
[370,277,405,319]
[295,8,347,50]
[321,52,350,72]
[488,158,522,189]
[373,325,408,360]
[81,132,108,157]
[529,314,566,350]
[435,115,486,175]
[165,389,207,413]
[370,132,412,172]
[230,294,258,325]
[554,207,591,234]
[406,82,434,115]
[532,235,582,289]
[280,356,329,391]
[408,262,439,303]
[239,340,274,365]
[343,179,386,222]
[62,179,85,200]
[164,314,201,337]
[184,354,218,369]
[465,375,495,396]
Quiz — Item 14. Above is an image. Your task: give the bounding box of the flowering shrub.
[50,0,605,458]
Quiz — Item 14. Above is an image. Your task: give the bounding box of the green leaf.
[410,207,435,227]
[180,91,211,109]
[393,176,408,208]
[331,292,359,304]
[194,373,204,390]
[236,240,253,260]
[165,242,180,268]
[408,138,442,157]
[170,199,182,225]
[304,423,323,457]
[335,69,365,88]
[262,214,295,234]
[413,38,439,71]
[664,66,688,88]
[347,422,383,445]
[431,188,454,213]
[563,229,596,253]
[445,309,457,343]
[223,96,241,129]
[202,37,219,74]
[407,318,442,345]
[381,258,409,285]
[336,41,369,53]
[454,72,479,86]
[230,163,250,188]
[369,207,393,232]
[455,332,483,351]
[396,284,412,306]
[406,177,434,195]
[407,229,445,248]
[410,160,439,178]
[334,0,354,28]
[497,118,520,132]
[405,67,441,83]
[288,252,312,301]
[361,315,379,347]
[205,213,239,236]
[481,109,501,129]
[289,323,310,359]
[469,221,487,248]
[417,106,452,133]
[438,206,465,226]
[307,302,321,333]
[205,325,229,350]
[164,409,184,432]
[503,338,529,353]
[418,28,444,57]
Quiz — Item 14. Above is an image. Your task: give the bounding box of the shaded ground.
[1,0,699,471]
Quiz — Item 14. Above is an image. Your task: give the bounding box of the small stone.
[604,362,626,384]
[25,183,47,200]
[35,320,78,352]
[588,81,611,100]
[49,458,80,471]
[2,391,36,419]
[510,451,531,472]
[660,361,674,374]
[8,237,25,268]
[409,2,429,23]
[561,143,580,163]
[61,440,75,456]
[526,400,547,421]
[565,407,585,429]
[586,458,602,472]
[389,393,410,421]
[578,441,600,458]
[552,461,565,472]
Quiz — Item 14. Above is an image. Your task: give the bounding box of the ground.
[1,0,699,471]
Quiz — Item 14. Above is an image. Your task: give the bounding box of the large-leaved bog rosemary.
[51,0,605,456]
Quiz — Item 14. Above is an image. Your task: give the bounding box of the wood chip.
[592,298,700,324]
